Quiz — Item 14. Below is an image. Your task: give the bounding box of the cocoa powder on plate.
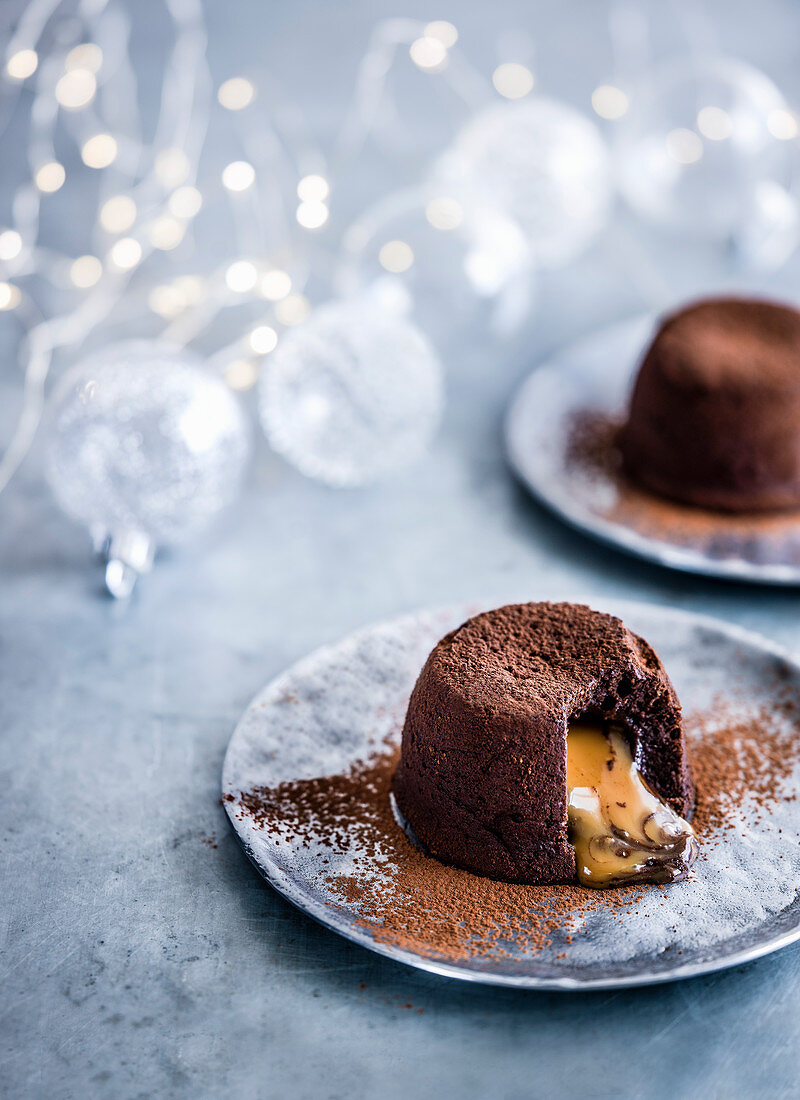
[232,701,800,964]
[565,410,800,561]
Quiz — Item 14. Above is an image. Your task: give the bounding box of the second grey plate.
[505,315,800,584]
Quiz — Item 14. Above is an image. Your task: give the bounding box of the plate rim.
[504,314,800,586]
[222,599,800,991]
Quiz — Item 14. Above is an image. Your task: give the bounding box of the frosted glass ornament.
[433,97,612,268]
[45,341,250,596]
[616,57,797,246]
[260,290,443,487]
[735,180,800,271]
[336,186,533,339]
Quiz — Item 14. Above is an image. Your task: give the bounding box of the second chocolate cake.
[620,297,800,512]
[392,602,696,887]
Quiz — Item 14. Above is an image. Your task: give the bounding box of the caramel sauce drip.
[566,722,698,888]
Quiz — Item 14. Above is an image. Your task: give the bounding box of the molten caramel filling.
[566,722,697,888]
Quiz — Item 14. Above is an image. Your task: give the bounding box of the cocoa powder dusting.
[565,410,800,562]
[232,700,800,965]
[688,697,799,839]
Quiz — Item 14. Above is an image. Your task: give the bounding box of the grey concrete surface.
[3,1,800,1098]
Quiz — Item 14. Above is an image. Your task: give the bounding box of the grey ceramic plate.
[505,315,800,585]
[222,601,800,990]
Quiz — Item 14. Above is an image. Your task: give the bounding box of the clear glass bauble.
[260,286,444,487]
[336,186,533,339]
[616,56,798,249]
[432,96,612,268]
[45,341,251,589]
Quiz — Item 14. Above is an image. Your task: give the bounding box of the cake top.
[647,297,800,391]
[430,601,665,718]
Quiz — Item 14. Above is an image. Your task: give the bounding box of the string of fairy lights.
[2,0,800,498]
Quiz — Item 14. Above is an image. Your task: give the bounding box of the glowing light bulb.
[0,230,22,260]
[248,325,278,354]
[591,84,629,120]
[55,68,96,109]
[767,109,799,141]
[35,162,66,193]
[697,106,733,141]
[65,44,103,73]
[274,294,310,326]
[297,174,329,202]
[172,275,205,305]
[666,128,703,164]
[109,237,142,270]
[6,49,38,80]
[222,160,255,192]
[218,77,255,110]
[225,260,258,292]
[378,240,414,273]
[147,217,185,251]
[0,282,21,309]
[492,62,534,99]
[425,196,463,230]
[100,195,137,233]
[224,359,258,390]
[70,255,102,288]
[259,269,292,300]
[409,36,448,72]
[81,133,117,168]
[296,200,328,229]
[424,21,458,48]
[155,148,190,188]
[148,284,184,319]
[168,186,202,218]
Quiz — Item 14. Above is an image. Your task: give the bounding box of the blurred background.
[3,0,800,597]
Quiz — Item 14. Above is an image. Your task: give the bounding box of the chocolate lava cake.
[620,297,800,512]
[392,602,694,886]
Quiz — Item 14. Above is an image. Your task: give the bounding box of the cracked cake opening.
[566,720,697,888]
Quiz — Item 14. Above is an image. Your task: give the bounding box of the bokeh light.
[249,325,279,354]
[168,186,203,218]
[148,217,185,250]
[0,282,21,309]
[65,44,103,73]
[274,294,311,325]
[6,49,38,80]
[666,128,703,164]
[70,255,103,288]
[222,161,255,192]
[297,175,329,202]
[225,359,259,391]
[492,62,534,100]
[81,134,118,169]
[296,200,329,229]
[591,84,629,120]
[697,106,733,141]
[378,240,414,273]
[55,68,96,109]
[155,148,190,188]
[218,77,255,110]
[100,195,137,233]
[260,269,292,300]
[225,260,258,292]
[109,237,142,270]
[35,162,66,193]
[425,196,463,230]
[409,36,448,72]
[0,230,23,260]
[424,21,458,48]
